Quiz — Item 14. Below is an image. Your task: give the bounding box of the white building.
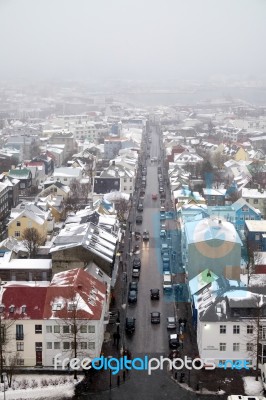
[190,273,266,367]
[0,268,109,369]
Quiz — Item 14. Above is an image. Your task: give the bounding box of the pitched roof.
[0,268,106,321]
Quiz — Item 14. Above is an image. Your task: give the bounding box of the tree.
[21,227,45,258]
[65,179,91,212]
[244,295,266,381]
[115,198,130,224]
[55,289,97,380]
[0,310,16,384]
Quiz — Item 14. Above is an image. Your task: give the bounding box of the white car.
[167,317,176,329]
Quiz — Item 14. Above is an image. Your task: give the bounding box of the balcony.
[16,334,24,340]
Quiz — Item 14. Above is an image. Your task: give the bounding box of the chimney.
[219,219,222,224]
[77,284,82,289]
[112,160,115,166]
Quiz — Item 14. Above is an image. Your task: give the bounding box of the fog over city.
[0,0,266,82]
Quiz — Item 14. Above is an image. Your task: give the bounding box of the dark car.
[125,317,135,334]
[169,333,180,349]
[150,288,160,300]
[136,215,143,224]
[151,312,161,324]
[129,281,138,292]
[143,230,149,241]
[133,257,141,269]
[128,290,137,303]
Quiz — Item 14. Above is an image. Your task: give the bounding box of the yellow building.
[234,147,250,162]
[8,204,53,240]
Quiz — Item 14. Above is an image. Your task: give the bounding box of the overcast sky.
[0,0,265,82]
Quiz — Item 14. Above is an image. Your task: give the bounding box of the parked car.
[152,193,158,200]
[125,317,135,333]
[161,243,169,253]
[150,288,160,300]
[151,312,161,324]
[129,281,138,292]
[133,258,141,269]
[167,317,177,329]
[136,215,143,224]
[169,333,180,349]
[143,230,149,241]
[128,290,137,303]
[132,269,140,279]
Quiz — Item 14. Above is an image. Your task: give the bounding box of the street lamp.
[2,372,7,400]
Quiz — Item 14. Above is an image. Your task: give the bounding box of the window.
[220,343,226,351]
[46,326,52,334]
[35,342,42,351]
[46,342,52,350]
[254,199,258,205]
[220,325,226,334]
[80,325,87,333]
[17,359,24,366]
[17,342,24,351]
[54,342,60,349]
[63,326,70,334]
[246,199,249,203]
[80,342,87,350]
[67,302,76,311]
[63,342,70,350]
[233,325,240,334]
[255,234,260,241]
[88,342,95,350]
[88,325,95,333]
[260,326,266,340]
[54,326,60,333]
[14,231,20,237]
[35,325,42,334]
[247,325,253,334]
[233,343,240,352]
[16,221,21,227]
[0,325,6,343]
[247,343,253,352]
[16,325,24,340]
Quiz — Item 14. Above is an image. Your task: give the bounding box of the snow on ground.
[0,374,77,400]
[243,376,263,395]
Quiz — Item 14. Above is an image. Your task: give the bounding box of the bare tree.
[0,311,17,383]
[21,227,45,258]
[6,353,22,387]
[115,198,130,223]
[55,290,96,380]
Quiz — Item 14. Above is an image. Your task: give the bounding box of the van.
[163,272,172,291]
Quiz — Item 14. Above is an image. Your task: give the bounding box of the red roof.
[1,286,47,319]
[0,269,107,321]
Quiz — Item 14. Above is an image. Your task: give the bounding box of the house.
[53,167,83,186]
[0,258,52,282]
[193,284,266,367]
[8,203,54,240]
[0,237,28,258]
[49,132,75,160]
[182,217,242,280]
[98,161,135,195]
[0,181,10,238]
[50,222,118,277]
[245,220,266,252]
[207,205,235,225]
[232,198,261,232]
[24,161,46,188]
[33,155,54,176]
[0,175,20,210]
[7,168,32,191]
[241,188,266,218]
[37,195,67,222]
[38,181,70,199]
[0,268,109,368]
[93,176,120,195]
[203,188,226,206]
